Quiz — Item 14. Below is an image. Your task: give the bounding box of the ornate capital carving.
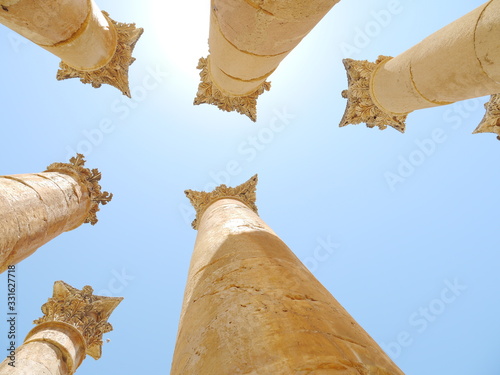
[185,174,258,230]
[45,154,112,225]
[193,56,270,122]
[340,56,408,133]
[33,281,123,360]
[473,94,500,140]
[57,11,143,97]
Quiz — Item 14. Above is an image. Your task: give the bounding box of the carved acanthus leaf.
[185,174,259,230]
[193,56,270,122]
[57,11,144,97]
[45,154,112,225]
[340,56,408,133]
[34,281,123,360]
[473,94,500,140]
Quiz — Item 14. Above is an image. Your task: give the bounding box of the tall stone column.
[0,154,112,273]
[0,0,143,97]
[195,0,340,121]
[340,0,500,138]
[0,281,122,374]
[171,175,404,374]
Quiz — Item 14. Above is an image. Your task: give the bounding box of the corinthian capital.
[194,56,271,122]
[185,174,259,230]
[473,94,500,140]
[33,281,123,360]
[340,56,407,133]
[57,11,143,98]
[45,154,112,225]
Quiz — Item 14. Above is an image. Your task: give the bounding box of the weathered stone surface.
[0,154,111,273]
[195,0,339,120]
[474,94,500,140]
[0,281,122,374]
[194,56,270,122]
[0,0,142,96]
[56,11,144,97]
[172,177,404,374]
[340,56,407,133]
[185,174,258,229]
[341,0,500,138]
[45,154,112,226]
[34,281,123,360]
[0,0,89,46]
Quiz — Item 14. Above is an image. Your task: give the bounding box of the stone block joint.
[33,280,123,360]
[340,56,408,133]
[193,56,271,122]
[45,154,112,225]
[57,11,144,98]
[185,174,258,230]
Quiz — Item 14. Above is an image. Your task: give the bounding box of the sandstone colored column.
[474,93,500,139]
[341,0,500,138]
[0,281,122,374]
[0,154,112,273]
[195,0,340,121]
[0,0,143,96]
[171,175,404,374]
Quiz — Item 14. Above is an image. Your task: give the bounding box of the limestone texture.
[0,154,111,273]
[0,0,142,96]
[0,281,122,375]
[171,176,405,374]
[341,0,500,137]
[195,0,340,121]
[474,94,500,139]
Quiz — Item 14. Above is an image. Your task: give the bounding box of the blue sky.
[1,0,499,374]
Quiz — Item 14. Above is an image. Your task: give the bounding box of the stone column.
[0,0,143,97]
[171,175,404,374]
[0,154,112,273]
[195,0,340,121]
[340,0,500,138]
[0,281,122,374]
[475,93,500,139]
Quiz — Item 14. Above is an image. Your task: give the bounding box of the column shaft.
[0,0,143,96]
[0,172,90,272]
[172,196,403,374]
[0,281,122,374]
[0,341,68,375]
[195,0,340,121]
[341,0,500,137]
[0,0,116,71]
[0,323,85,375]
[372,0,500,114]
[0,0,88,45]
[0,155,112,273]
